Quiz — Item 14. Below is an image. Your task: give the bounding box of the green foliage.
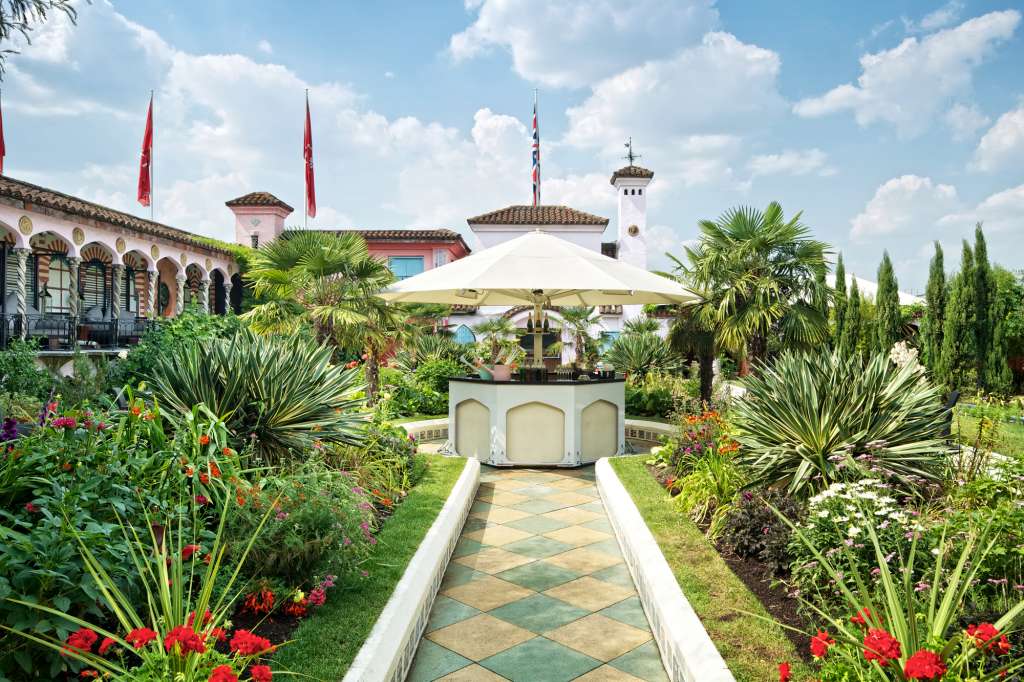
[974,224,994,385]
[833,253,847,347]
[938,241,978,392]
[0,339,52,400]
[472,317,519,364]
[921,242,946,371]
[733,349,947,497]
[377,366,449,417]
[622,316,659,335]
[624,371,693,417]
[146,330,367,465]
[413,358,463,394]
[839,277,861,356]
[603,332,681,380]
[874,251,901,354]
[326,419,420,497]
[722,489,802,575]
[56,352,110,408]
[986,296,1015,396]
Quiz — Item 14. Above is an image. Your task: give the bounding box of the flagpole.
[150,90,154,221]
[535,89,539,206]
[305,89,308,231]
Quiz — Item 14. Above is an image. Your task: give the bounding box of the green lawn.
[609,457,813,682]
[272,454,467,680]
[954,413,1024,458]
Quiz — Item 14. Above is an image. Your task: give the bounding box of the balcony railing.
[1,314,156,351]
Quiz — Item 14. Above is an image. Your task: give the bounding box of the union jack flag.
[531,96,540,206]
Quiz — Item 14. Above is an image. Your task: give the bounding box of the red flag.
[137,95,153,207]
[0,92,6,175]
[304,93,316,218]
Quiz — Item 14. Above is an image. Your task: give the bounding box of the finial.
[623,137,641,166]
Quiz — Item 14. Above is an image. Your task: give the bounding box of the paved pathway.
[407,465,668,682]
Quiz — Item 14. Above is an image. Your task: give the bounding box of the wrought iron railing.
[0,314,156,350]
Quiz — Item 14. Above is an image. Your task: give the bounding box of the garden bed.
[270,454,467,680]
[609,457,812,682]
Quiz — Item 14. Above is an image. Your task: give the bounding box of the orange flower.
[210,463,221,479]
[199,434,210,446]
[222,447,233,456]
[185,466,194,477]
[130,406,141,416]
[199,473,210,485]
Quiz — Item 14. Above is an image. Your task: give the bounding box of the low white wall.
[596,457,734,682]
[343,456,480,682]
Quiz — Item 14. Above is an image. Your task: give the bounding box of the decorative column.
[13,248,29,339]
[199,278,210,314]
[147,270,158,318]
[223,279,233,315]
[174,274,185,316]
[68,257,82,320]
[110,264,124,320]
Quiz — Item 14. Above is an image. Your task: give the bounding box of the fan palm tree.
[559,306,600,366]
[622,316,660,336]
[473,317,518,363]
[683,202,830,375]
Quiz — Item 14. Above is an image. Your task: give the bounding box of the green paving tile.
[609,640,668,682]
[427,595,482,632]
[586,538,624,558]
[407,640,472,682]
[480,636,601,682]
[441,562,486,588]
[504,514,571,535]
[580,518,613,533]
[511,485,562,497]
[590,563,635,588]
[489,594,590,633]
[502,535,574,559]
[471,500,494,514]
[463,516,493,532]
[452,537,485,559]
[599,596,650,630]
[496,561,580,592]
[511,498,571,514]
[577,501,605,514]
[573,485,600,497]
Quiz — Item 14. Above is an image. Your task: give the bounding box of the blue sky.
[3,0,1023,291]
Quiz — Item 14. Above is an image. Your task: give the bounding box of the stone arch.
[229,272,243,314]
[184,263,206,307]
[581,399,618,460]
[29,232,75,314]
[506,401,564,464]
[122,250,153,317]
[78,241,118,320]
[455,398,490,460]
[155,256,181,317]
[0,220,26,249]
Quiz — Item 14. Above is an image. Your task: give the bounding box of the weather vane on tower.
[623,137,641,166]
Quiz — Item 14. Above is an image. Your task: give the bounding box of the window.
[43,255,73,313]
[433,249,449,269]
[80,261,107,315]
[251,234,259,248]
[123,268,140,314]
[453,324,476,345]
[388,256,424,280]
[600,331,620,352]
[638,188,643,195]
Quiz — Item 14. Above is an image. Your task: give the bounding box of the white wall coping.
[596,457,734,682]
[343,456,480,682]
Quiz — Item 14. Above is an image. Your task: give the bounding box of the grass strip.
[954,413,1024,458]
[272,454,467,680]
[609,456,813,682]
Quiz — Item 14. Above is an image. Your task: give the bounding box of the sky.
[2,0,1023,292]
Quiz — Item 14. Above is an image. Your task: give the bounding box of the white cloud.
[257,39,273,54]
[449,0,718,88]
[903,1,964,33]
[850,175,959,240]
[939,184,1024,233]
[944,102,990,140]
[970,103,1024,172]
[9,7,77,64]
[746,148,834,177]
[384,70,395,79]
[794,10,1020,136]
[543,173,614,213]
[565,32,784,152]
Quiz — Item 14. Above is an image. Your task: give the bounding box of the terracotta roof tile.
[0,175,232,255]
[225,191,293,211]
[309,228,471,253]
[466,205,608,226]
[610,165,654,184]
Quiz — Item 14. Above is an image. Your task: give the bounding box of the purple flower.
[0,417,17,443]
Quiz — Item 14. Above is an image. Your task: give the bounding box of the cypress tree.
[920,242,945,371]
[875,251,901,355]
[937,241,977,391]
[833,253,847,348]
[986,296,1014,396]
[973,224,993,387]
[840,276,861,356]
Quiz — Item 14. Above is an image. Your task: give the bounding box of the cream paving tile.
[542,507,604,525]
[441,574,535,611]
[547,477,593,490]
[487,479,533,491]
[543,525,611,547]
[453,546,535,574]
[426,613,535,661]
[544,547,622,575]
[575,665,646,681]
[477,491,530,507]
[470,505,533,524]
[436,663,510,681]
[545,491,598,506]
[464,525,535,547]
[546,614,652,662]
[543,576,636,612]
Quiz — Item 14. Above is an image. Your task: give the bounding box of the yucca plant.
[146,330,367,465]
[603,332,682,379]
[733,349,948,497]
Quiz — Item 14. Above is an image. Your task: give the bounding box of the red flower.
[863,628,901,666]
[24,502,39,513]
[208,665,238,682]
[229,629,273,656]
[98,637,116,655]
[199,434,211,446]
[243,589,275,615]
[850,607,874,627]
[163,625,206,655]
[200,472,210,484]
[778,662,791,682]
[63,628,98,655]
[80,671,99,679]
[283,598,308,618]
[205,626,229,643]
[904,649,947,680]
[130,406,142,416]
[210,463,221,479]
[222,446,233,456]
[967,623,1010,653]
[182,544,202,561]
[250,665,273,682]
[810,630,835,658]
[186,609,212,627]
[125,627,158,649]
[195,494,210,506]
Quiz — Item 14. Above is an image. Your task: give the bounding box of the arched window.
[638,188,643,195]
[453,324,476,345]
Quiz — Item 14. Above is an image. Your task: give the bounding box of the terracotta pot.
[490,364,512,382]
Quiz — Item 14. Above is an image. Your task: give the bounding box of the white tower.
[610,143,653,271]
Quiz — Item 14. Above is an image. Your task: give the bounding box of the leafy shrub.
[414,358,462,394]
[722,489,802,575]
[378,366,448,417]
[0,339,52,400]
[146,330,367,465]
[625,372,694,418]
[733,349,948,497]
[326,420,421,497]
[603,332,682,379]
[225,461,377,585]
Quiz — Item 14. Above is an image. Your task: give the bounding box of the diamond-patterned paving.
[408,465,668,682]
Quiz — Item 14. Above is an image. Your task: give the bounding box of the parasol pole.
[532,291,544,365]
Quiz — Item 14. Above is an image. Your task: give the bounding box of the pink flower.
[24,502,39,513]
[308,587,326,607]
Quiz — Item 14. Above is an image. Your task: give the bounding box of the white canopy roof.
[380,230,698,307]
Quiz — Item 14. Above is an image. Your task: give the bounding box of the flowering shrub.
[327,418,422,497]
[788,479,918,608]
[721,488,803,575]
